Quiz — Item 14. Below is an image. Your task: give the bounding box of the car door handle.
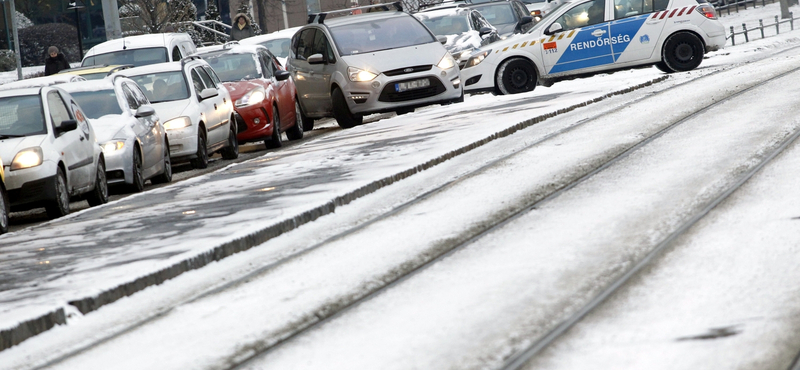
[80,136,85,141]
[591,29,606,37]
[214,104,218,110]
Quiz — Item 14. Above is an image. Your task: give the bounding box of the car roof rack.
[307,1,403,24]
[180,55,203,66]
[222,40,240,49]
[418,0,469,10]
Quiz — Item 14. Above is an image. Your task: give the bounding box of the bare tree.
[118,0,197,35]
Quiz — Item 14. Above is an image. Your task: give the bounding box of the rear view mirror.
[199,88,219,100]
[437,35,448,44]
[134,105,156,118]
[545,22,563,35]
[307,54,325,64]
[479,27,493,36]
[275,70,291,81]
[56,119,78,137]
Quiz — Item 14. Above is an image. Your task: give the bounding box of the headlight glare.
[164,116,192,130]
[437,53,457,70]
[347,67,378,82]
[11,147,43,170]
[102,141,125,153]
[235,88,266,107]
[464,49,491,69]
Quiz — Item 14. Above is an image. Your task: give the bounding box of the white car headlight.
[464,49,491,69]
[347,67,378,82]
[437,53,457,70]
[164,116,192,130]
[102,141,125,153]
[11,147,43,170]
[235,88,266,107]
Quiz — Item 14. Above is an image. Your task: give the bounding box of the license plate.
[395,78,430,92]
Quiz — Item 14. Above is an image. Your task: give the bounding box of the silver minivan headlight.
[437,53,457,70]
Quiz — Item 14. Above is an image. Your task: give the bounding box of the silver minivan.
[287,4,464,129]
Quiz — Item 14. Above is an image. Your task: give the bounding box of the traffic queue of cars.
[0,0,724,225]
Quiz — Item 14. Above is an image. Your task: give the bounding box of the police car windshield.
[70,90,123,119]
[0,95,46,137]
[202,53,262,82]
[330,16,436,56]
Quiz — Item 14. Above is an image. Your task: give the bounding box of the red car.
[197,44,303,148]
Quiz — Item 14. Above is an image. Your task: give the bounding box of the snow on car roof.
[58,79,115,93]
[0,87,43,97]
[85,33,191,55]
[239,27,302,45]
[414,7,472,18]
[115,61,184,77]
[0,74,86,91]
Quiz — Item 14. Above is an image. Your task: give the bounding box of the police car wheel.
[655,62,673,73]
[662,32,704,72]
[496,58,538,95]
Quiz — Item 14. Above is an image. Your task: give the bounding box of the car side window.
[258,51,275,78]
[203,65,222,86]
[554,0,606,31]
[615,0,658,18]
[47,91,72,126]
[128,82,151,106]
[172,46,182,62]
[196,67,216,91]
[122,84,141,110]
[312,30,335,63]
[296,29,317,60]
[191,69,206,95]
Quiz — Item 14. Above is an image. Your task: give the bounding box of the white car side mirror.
[199,88,219,100]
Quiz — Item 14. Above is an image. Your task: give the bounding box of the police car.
[460,0,726,94]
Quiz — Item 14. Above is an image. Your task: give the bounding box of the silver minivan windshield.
[330,16,436,56]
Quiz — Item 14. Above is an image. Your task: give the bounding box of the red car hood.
[223,80,266,101]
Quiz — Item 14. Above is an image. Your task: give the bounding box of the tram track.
[19,49,800,370]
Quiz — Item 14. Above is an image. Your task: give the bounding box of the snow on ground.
[0,2,799,368]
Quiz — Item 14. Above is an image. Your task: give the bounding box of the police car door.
[541,0,614,76]
[609,0,667,64]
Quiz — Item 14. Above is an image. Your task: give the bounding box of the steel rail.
[500,65,800,370]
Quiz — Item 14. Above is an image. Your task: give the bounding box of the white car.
[114,57,239,169]
[0,87,108,219]
[60,77,172,193]
[0,74,86,91]
[239,26,302,66]
[460,0,726,94]
[81,33,198,68]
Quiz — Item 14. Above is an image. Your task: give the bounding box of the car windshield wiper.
[0,134,24,139]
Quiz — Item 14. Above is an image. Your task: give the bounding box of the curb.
[0,75,669,352]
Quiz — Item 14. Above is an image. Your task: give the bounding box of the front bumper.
[460,60,496,93]
[342,65,463,115]
[166,126,199,161]
[5,161,59,210]
[233,106,275,143]
[102,142,135,186]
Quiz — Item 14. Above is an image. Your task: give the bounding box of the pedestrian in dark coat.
[229,13,255,41]
[44,46,70,76]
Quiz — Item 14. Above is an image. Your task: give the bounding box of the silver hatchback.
[287,3,464,128]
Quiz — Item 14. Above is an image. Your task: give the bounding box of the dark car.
[465,0,535,37]
[414,7,501,68]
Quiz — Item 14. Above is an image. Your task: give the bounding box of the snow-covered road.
[2,2,800,369]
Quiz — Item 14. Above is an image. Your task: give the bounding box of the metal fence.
[726,11,799,45]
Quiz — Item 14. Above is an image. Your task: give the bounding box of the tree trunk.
[257,0,268,34]
[780,0,791,18]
